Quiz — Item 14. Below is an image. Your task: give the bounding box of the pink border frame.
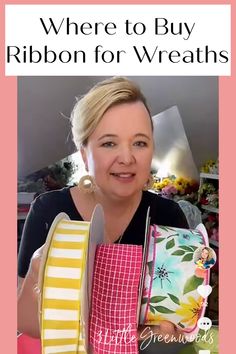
[0,1,235,353]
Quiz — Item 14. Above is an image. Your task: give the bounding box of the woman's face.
[201,248,209,260]
[81,101,154,200]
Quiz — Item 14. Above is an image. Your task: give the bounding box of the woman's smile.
[110,172,136,180]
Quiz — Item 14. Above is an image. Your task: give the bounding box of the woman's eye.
[134,141,148,147]
[101,141,116,148]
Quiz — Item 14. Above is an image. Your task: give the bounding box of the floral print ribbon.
[140,224,209,334]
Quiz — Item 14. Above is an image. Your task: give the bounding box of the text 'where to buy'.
[40,17,195,40]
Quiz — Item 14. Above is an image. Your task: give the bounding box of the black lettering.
[66,18,80,34]
[40,17,64,35]
[7,46,21,63]
[158,49,168,62]
[95,45,125,63]
[44,47,56,63]
[168,50,181,63]
[80,22,93,35]
[58,51,71,63]
[29,46,42,63]
[219,50,229,63]
[205,45,217,63]
[195,48,204,63]
[155,18,168,35]
[182,50,194,63]
[133,46,159,63]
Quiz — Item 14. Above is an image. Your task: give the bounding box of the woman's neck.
[70,186,143,242]
[92,190,143,243]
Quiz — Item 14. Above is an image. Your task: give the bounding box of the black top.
[18,187,188,278]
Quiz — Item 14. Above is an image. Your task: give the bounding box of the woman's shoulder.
[143,191,180,209]
[143,191,189,228]
[34,186,72,207]
[28,186,80,222]
[29,187,74,217]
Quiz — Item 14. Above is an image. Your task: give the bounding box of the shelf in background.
[200,172,219,180]
[18,212,28,220]
[201,205,219,214]
[209,239,219,247]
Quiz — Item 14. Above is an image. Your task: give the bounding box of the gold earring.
[143,174,154,191]
[78,175,96,193]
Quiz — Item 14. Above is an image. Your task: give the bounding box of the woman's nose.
[117,145,135,165]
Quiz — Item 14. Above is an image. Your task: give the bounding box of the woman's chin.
[109,187,141,200]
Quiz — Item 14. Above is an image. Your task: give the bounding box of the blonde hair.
[194,246,215,263]
[71,77,152,148]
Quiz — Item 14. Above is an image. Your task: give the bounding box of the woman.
[18,77,188,342]
[195,247,215,270]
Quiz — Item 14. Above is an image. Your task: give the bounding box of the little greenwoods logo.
[139,326,214,350]
[95,325,214,350]
[96,324,136,346]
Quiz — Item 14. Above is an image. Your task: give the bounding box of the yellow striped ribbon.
[39,214,90,354]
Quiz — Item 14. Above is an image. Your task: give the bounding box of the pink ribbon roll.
[89,244,143,354]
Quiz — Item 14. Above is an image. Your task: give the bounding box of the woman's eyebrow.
[98,134,118,141]
[134,133,151,140]
[97,133,151,140]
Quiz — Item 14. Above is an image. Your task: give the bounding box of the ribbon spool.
[139,223,210,337]
[38,205,105,354]
[38,213,89,354]
[89,244,143,354]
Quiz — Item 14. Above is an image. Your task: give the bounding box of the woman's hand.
[138,321,185,350]
[17,244,45,338]
[28,244,45,285]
